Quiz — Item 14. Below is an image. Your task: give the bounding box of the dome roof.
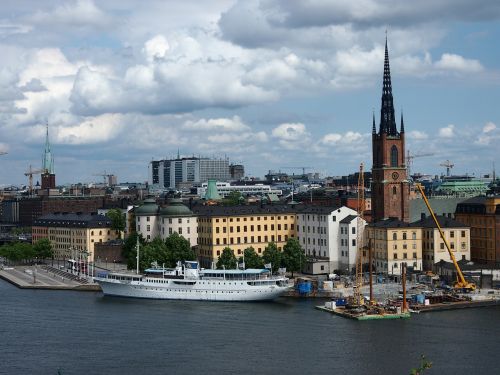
[135,198,159,215]
[159,198,193,217]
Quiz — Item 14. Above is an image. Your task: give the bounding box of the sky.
[0,0,499,186]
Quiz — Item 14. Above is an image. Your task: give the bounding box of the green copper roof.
[159,198,193,217]
[42,122,54,174]
[205,179,221,201]
[135,198,159,215]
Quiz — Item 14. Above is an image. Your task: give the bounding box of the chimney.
[421,213,426,220]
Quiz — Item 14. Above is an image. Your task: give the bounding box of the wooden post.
[369,245,373,305]
[402,263,407,313]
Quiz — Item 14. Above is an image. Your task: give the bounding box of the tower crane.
[24,165,43,195]
[406,150,434,178]
[440,160,454,177]
[92,171,115,186]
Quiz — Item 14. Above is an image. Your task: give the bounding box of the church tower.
[371,37,409,222]
[41,122,56,190]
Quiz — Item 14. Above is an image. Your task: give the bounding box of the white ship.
[94,261,290,301]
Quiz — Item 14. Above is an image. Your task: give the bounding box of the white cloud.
[483,121,496,133]
[321,131,364,145]
[435,53,483,73]
[29,0,110,28]
[438,124,455,138]
[408,130,428,140]
[272,123,308,141]
[183,116,250,132]
[143,35,170,62]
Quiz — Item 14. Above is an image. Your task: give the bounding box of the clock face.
[392,172,399,180]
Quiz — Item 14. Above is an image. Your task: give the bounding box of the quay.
[316,305,411,320]
[0,265,101,291]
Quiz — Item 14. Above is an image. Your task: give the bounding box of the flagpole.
[136,236,140,275]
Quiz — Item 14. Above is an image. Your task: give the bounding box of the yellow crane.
[352,162,365,306]
[415,183,475,291]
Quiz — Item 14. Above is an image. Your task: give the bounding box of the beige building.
[193,205,297,268]
[366,218,423,275]
[32,212,119,261]
[412,215,470,271]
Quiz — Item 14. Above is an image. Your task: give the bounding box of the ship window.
[390,145,398,167]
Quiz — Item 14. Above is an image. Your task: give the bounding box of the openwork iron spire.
[379,36,398,135]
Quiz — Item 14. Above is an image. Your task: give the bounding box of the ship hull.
[96,278,289,301]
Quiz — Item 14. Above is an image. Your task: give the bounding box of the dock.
[0,265,101,291]
[316,305,411,320]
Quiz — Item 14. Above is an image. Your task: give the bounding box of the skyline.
[0,0,499,185]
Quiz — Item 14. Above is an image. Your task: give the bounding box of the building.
[339,215,365,271]
[197,181,282,199]
[367,218,423,275]
[296,206,360,273]
[229,164,245,180]
[41,122,56,190]
[455,196,500,266]
[135,198,197,246]
[412,215,470,271]
[32,213,119,261]
[371,38,409,222]
[150,156,231,189]
[193,204,297,268]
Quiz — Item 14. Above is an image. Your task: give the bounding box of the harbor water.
[0,279,499,375]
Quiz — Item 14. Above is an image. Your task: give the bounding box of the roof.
[340,215,358,224]
[192,204,298,217]
[33,212,112,228]
[134,198,159,215]
[201,269,269,274]
[159,198,193,217]
[409,197,467,222]
[412,215,468,229]
[369,217,414,228]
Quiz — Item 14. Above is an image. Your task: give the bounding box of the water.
[1,280,499,375]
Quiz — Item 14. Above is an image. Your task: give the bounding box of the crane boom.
[415,183,475,291]
[353,162,365,306]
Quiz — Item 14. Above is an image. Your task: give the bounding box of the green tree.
[262,242,282,273]
[137,237,168,271]
[239,247,264,269]
[106,209,126,238]
[223,191,243,206]
[122,232,146,270]
[33,238,54,260]
[1,242,36,263]
[282,238,306,277]
[165,232,196,267]
[216,247,237,269]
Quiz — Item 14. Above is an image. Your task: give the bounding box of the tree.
[122,232,146,270]
[0,242,36,263]
[216,247,237,269]
[33,238,54,260]
[106,208,126,238]
[239,247,264,269]
[262,242,281,273]
[165,232,196,267]
[137,237,168,271]
[223,191,243,206]
[282,238,306,277]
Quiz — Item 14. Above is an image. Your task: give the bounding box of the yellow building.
[412,215,470,271]
[455,196,500,265]
[193,205,297,267]
[366,218,423,275]
[32,212,119,261]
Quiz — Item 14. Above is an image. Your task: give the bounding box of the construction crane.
[24,165,43,194]
[416,183,476,291]
[92,171,115,186]
[352,162,365,306]
[440,160,454,177]
[406,150,434,178]
[280,166,312,176]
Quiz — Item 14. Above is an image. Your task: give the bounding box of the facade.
[229,164,245,180]
[32,213,119,261]
[367,218,423,275]
[197,182,282,198]
[455,196,500,266]
[296,206,359,272]
[339,215,366,271]
[135,198,197,246]
[371,38,409,222]
[193,205,297,268]
[150,157,231,189]
[412,215,470,271]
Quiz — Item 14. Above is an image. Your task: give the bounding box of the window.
[440,243,444,250]
[393,233,397,240]
[403,232,407,240]
[178,218,182,224]
[413,252,417,259]
[352,239,356,246]
[169,228,172,234]
[461,230,466,237]
[187,227,190,234]
[390,145,398,167]
[352,227,355,234]
[393,253,398,259]
[147,216,150,222]
[332,216,336,222]
[179,227,182,235]
[147,225,150,232]
[450,231,455,238]
[393,186,397,195]
[412,232,416,240]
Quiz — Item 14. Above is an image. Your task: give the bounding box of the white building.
[296,206,358,273]
[134,198,197,247]
[339,215,367,272]
[196,182,282,198]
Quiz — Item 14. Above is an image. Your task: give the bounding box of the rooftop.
[33,212,112,228]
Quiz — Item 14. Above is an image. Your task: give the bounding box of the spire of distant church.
[42,121,54,174]
[372,110,376,134]
[400,110,405,133]
[379,35,398,136]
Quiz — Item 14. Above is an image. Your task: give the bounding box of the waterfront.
[1,280,499,375]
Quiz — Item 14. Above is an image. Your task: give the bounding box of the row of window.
[302,237,327,246]
[298,225,327,234]
[393,252,418,260]
[200,234,292,246]
[200,215,292,223]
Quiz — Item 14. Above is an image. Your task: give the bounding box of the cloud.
[29,0,111,28]
[271,122,311,149]
[483,121,496,133]
[407,130,429,140]
[475,121,499,145]
[438,124,455,138]
[435,53,483,73]
[143,35,170,62]
[183,116,250,132]
[19,78,47,92]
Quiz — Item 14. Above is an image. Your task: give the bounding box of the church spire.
[42,121,54,174]
[400,111,405,133]
[372,110,376,134]
[379,35,398,136]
